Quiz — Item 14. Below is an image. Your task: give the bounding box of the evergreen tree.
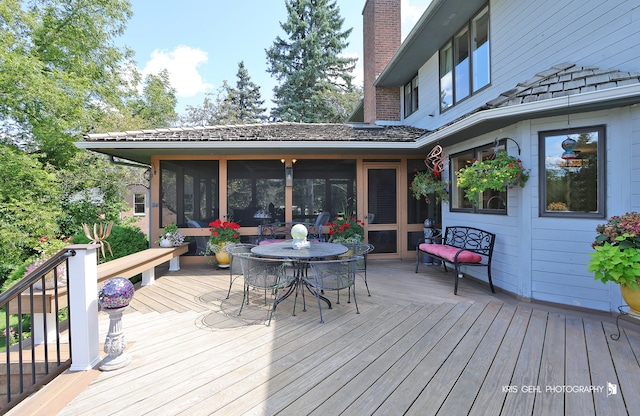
[182,62,266,125]
[266,0,358,123]
[228,61,267,123]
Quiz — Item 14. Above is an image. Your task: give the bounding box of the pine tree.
[229,61,267,123]
[266,0,358,123]
[182,62,266,126]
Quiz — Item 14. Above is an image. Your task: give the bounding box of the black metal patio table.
[251,241,348,312]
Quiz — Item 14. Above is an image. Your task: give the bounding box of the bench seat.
[416,226,495,295]
[7,244,189,315]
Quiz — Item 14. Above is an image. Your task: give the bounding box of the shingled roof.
[484,62,640,109]
[84,122,429,142]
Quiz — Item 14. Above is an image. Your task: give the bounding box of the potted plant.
[456,151,530,204]
[205,218,241,267]
[328,211,365,244]
[410,168,449,204]
[588,212,640,313]
[157,223,185,247]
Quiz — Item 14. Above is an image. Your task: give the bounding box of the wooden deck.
[9,260,640,415]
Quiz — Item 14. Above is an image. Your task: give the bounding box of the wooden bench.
[415,226,496,295]
[7,244,189,315]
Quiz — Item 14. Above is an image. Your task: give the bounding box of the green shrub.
[1,259,31,293]
[0,263,15,289]
[73,224,149,262]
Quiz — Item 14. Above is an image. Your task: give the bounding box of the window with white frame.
[404,75,419,118]
[539,126,605,218]
[133,193,146,216]
[439,4,490,112]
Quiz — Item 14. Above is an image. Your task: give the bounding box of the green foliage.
[182,62,266,126]
[57,151,129,236]
[456,151,530,204]
[0,0,135,168]
[589,213,640,289]
[1,260,29,292]
[0,145,63,265]
[266,0,358,122]
[129,69,178,128]
[589,235,640,289]
[73,224,148,263]
[410,169,449,204]
[328,210,365,243]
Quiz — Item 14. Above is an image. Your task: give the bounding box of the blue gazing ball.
[98,277,135,309]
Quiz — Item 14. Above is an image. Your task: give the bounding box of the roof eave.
[375,0,487,87]
[416,83,640,148]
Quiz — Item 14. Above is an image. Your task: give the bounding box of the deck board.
[7,260,640,416]
[564,316,595,416]
[584,319,628,415]
[533,312,566,415]
[436,303,517,415]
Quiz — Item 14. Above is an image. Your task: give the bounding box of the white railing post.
[67,244,101,371]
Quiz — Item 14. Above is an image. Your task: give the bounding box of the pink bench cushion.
[419,243,482,263]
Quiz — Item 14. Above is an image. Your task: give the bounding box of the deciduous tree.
[0,0,134,167]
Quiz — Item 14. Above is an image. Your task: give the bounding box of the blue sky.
[118,0,431,114]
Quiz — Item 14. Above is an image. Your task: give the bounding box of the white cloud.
[402,0,432,40]
[141,46,214,98]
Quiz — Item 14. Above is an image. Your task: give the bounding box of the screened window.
[160,160,219,227]
[292,159,356,223]
[451,141,507,213]
[227,160,285,227]
[133,193,146,215]
[407,159,442,225]
[404,75,419,118]
[439,4,490,112]
[539,126,605,218]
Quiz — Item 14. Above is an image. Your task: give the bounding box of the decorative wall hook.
[494,137,521,155]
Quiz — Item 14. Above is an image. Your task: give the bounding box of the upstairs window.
[404,75,419,118]
[440,4,490,112]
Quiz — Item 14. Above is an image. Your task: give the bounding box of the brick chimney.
[363,0,401,124]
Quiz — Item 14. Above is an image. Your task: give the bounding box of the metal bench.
[415,226,496,295]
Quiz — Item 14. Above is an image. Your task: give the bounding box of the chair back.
[227,243,256,274]
[240,256,291,290]
[187,220,209,254]
[340,243,374,271]
[310,211,331,241]
[307,256,362,291]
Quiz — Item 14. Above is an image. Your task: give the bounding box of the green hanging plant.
[456,151,530,204]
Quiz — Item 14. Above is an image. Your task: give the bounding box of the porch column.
[67,244,101,371]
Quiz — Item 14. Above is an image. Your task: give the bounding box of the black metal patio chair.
[304,256,362,323]
[225,243,256,299]
[238,255,294,326]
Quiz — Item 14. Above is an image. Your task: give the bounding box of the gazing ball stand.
[98,277,134,371]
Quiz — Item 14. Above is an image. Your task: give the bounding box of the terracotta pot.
[621,284,640,314]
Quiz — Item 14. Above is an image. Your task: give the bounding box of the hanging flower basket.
[456,151,530,204]
[410,168,449,204]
